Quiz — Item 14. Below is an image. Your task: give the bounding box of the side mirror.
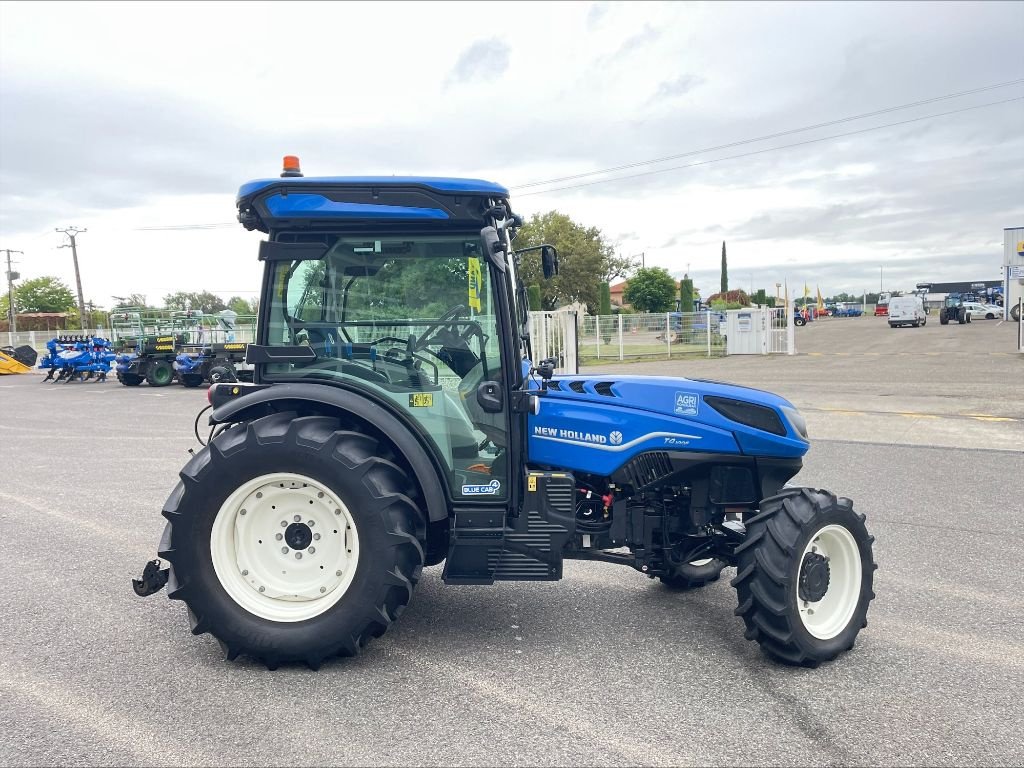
[541,245,559,279]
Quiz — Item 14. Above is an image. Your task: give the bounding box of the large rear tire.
[732,488,876,667]
[120,373,143,386]
[1011,304,1021,322]
[158,413,425,668]
[939,309,949,325]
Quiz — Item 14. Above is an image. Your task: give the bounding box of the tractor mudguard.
[207,382,449,524]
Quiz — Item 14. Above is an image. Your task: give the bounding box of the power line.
[134,223,236,231]
[511,77,1024,190]
[515,96,1024,197]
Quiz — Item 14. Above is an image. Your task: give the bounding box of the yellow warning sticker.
[528,476,537,492]
[467,257,483,312]
[409,393,434,408]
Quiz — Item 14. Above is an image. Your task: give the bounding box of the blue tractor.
[133,159,876,668]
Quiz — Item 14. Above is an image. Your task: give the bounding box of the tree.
[527,285,542,311]
[720,241,728,294]
[623,267,678,313]
[679,277,694,313]
[111,293,152,310]
[163,290,228,313]
[513,211,636,312]
[599,282,612,316]
[227,296,260,317]
[13,276,77,313]
[706,289,751,308]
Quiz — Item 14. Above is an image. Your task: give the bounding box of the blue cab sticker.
[462,479,501,496]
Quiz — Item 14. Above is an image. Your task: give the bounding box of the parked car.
[887,295,928,328]
[962,302,1001,320]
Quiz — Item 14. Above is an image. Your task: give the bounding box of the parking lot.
[1,318,1021,767]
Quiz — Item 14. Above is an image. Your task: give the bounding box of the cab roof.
[235,176,511,233]
[237,176,509,203]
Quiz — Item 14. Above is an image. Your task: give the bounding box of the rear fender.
[208,383,449,524]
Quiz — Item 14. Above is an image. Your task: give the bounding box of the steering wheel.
[415,305,468,349]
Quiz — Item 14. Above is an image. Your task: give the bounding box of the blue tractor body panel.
[527,374,807,475]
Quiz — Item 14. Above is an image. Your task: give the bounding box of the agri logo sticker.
[674,391,699,416]
[462,479,501,496]
[609,431,623,445]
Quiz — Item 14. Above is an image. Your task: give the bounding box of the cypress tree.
[720,241,728,294]
[679,277,694,313]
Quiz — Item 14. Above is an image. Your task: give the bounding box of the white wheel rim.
[210,472,360,622]
[795,524,862,640]
[688,558,714,567]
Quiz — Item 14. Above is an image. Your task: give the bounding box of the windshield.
[263,232,509,499]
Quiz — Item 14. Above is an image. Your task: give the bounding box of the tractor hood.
[526,373,808,475]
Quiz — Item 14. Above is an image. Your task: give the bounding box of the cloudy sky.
[1,0,1022,309]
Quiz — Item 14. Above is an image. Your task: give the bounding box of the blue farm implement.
[39,336,115,382]
[132,157,876,670]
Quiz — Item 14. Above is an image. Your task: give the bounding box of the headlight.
[781,405,809,440]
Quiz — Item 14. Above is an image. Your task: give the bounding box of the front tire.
[158,413,425,668]
[146,360,174,386]
[732,488,876,667]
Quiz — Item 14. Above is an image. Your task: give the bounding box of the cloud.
[595,24,662,66]
[445,38,511,87]
[587,3,610,28]
[650,74,704,102]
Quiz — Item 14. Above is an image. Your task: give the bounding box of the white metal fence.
[576,312,727,363]
[528,311,578,374]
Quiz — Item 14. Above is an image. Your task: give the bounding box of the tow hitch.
[132,559,169,597]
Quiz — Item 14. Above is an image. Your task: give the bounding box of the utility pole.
[57,227,88,329]
[3,249,24,333]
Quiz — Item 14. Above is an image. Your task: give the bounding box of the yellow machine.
[0,344,37,374]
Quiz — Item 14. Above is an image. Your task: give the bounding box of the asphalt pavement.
[0,320,1021,767]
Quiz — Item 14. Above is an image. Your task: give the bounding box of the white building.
[1004,227,1024,318]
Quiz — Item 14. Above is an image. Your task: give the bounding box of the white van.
[888,295,927,328]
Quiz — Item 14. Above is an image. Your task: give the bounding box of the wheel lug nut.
[308,547,316,554]
[280,521,287,528]
[256,492,263,499]
[317,492,324,498]
[293,515,301,522]
[281,547,289,554]
[320,587,327,593]
[258,586,265,592]
[308,520,315,527]
[240,509,247,516]
[336,570,342,576]
[295,552,302,560]
[335,509,341,516]
[313,533,321,541]
[276,533,283,541]
[242,570,248,576]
